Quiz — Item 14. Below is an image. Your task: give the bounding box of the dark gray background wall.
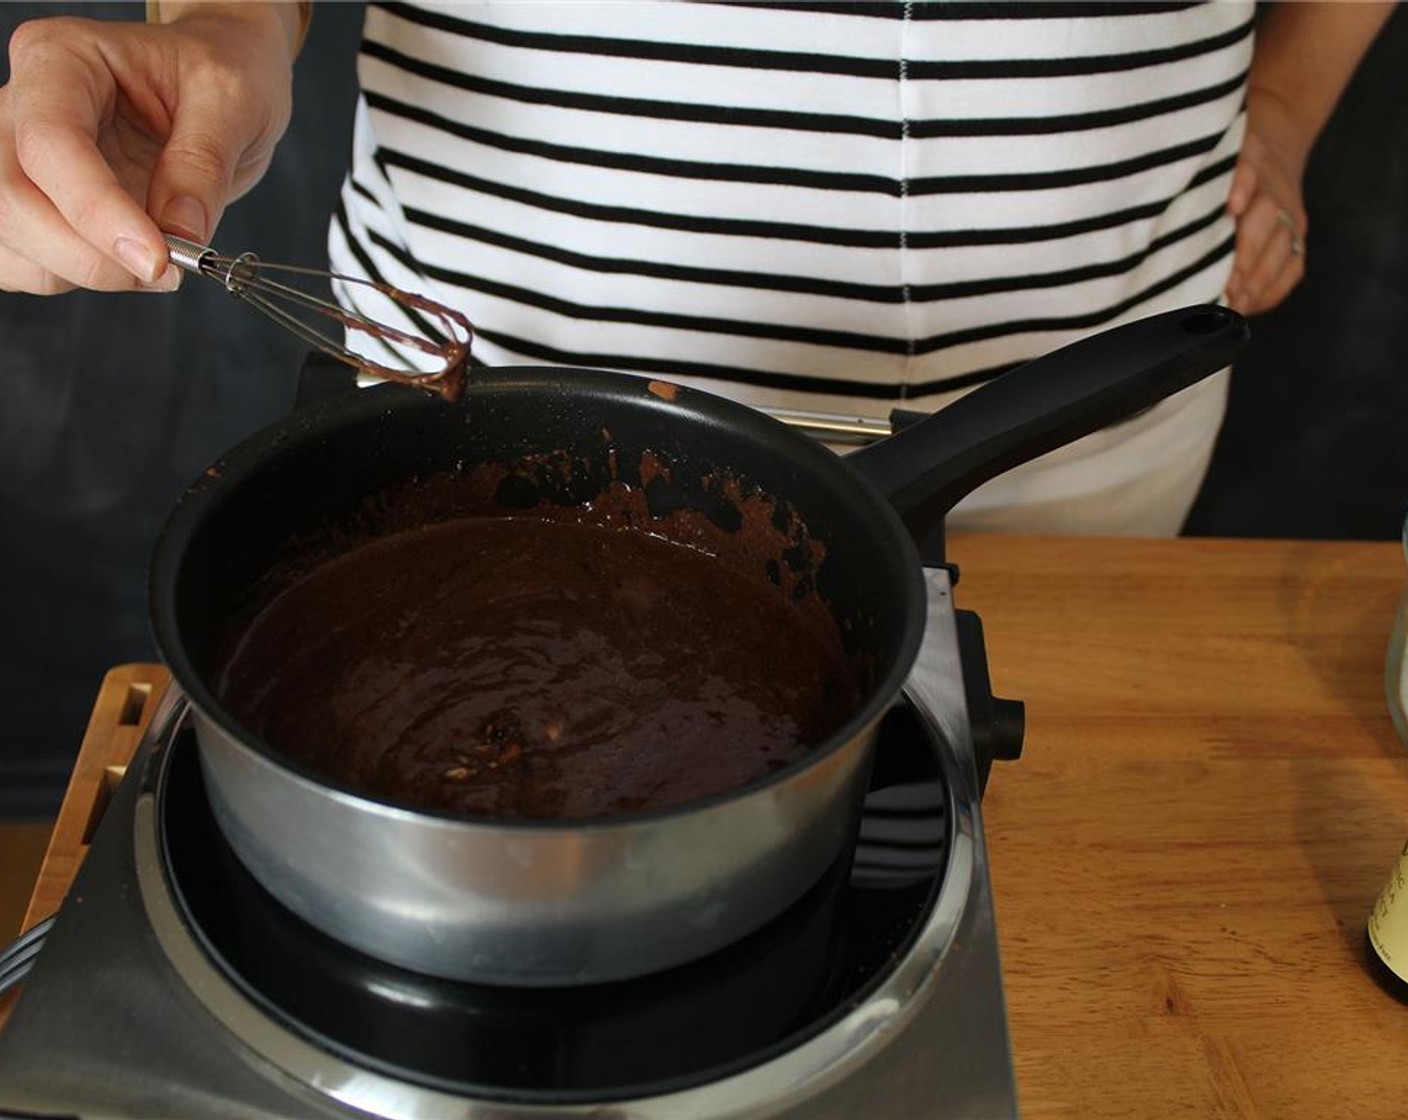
[0,3,1405,817]
[0,1,365,815]
[1184,5,1408,538]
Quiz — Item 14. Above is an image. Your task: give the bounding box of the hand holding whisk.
[163,234,474,401]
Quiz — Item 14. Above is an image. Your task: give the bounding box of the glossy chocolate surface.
[217,514,858,819]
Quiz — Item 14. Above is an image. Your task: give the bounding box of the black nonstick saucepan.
[149,305,1247,986]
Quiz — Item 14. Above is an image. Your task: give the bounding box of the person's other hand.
[0,4,298,295]
[1224,87,1311,317]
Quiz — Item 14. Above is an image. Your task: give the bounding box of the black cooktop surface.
[159,700,953,1105]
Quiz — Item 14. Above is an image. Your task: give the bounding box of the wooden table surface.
[5,534,1408,1118]
[947,533,1408,1120]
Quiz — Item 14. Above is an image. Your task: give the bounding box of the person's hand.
[0,4,299,295]
[1224,87,1312,318]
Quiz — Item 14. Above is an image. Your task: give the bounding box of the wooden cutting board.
[0,663,169,1031]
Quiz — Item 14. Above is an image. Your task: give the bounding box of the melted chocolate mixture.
[216,516,859,819]
[332,275,473,401]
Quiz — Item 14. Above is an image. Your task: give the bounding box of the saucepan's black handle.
[888,408,932,433]
[846,305,1249,549]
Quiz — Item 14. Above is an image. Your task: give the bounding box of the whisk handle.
[163,233,213,273]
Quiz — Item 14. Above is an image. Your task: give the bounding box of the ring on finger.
[1277,209,1305,257]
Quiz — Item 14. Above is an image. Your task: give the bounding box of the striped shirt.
[329,0,1252,525]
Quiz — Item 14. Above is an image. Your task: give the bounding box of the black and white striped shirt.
[330,0,1250,426]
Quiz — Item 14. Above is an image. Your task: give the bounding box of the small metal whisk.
[163,234,474,401]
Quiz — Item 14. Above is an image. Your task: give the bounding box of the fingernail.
[114,237,161,283]
[159,195,208,243]
[141,263,182,293]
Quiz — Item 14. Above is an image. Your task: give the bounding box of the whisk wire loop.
[161,233,473,401]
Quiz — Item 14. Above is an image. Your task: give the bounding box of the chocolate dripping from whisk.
[332,282,474,404]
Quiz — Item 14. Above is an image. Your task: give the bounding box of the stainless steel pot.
[149,306,1248,986]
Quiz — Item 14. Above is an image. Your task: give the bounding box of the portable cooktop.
[0,568,1022,1118]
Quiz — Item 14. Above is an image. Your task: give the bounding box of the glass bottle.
[1368,841,1408,1002]
[1370,515,1408,999]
